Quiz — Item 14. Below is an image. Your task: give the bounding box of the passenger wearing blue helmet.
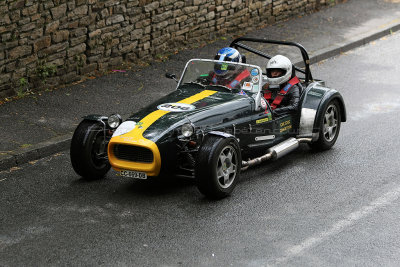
[198,47,251,89]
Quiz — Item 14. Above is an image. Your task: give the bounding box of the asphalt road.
[1,33,400,266]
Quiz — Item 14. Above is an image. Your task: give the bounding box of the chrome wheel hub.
[216,145,237,189]
[323,104,338,142]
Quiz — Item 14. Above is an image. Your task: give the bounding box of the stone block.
[206,11,215,20]
[71,27,87,37]
[38,42,68,57]
[0,73,11,84]
[12,67,26,80]
[153,20,169,31]
[6,40,19,49]
[10,0,24,10]
[70,35,87,47]
[68,21,79,29]
[131,29,143,39]
[51,4,67,20]
[106,15,125,25]
[89,29,102,39]
[109,56,123,66]
[17,54,38,67]
[67,1,76,11]
[105,0,120,7]
[53,30,69,43]
[80,63,97,74]
[20,22,36,32]
[61,71,80,83]
[33,36,51,52]
[46,20,60,34]
[9,45,32,60]
[70,5,88,17]
[68,43,86,57]
[76,0,86,6]
[144,2,160,12]
[120,41,138,54]
[21,3,38,16]
[79,14,96,27]
[114,4,127,13]
[152,10,172,23]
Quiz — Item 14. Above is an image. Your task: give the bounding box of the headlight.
[108,114,122,129]
[112,121,136,137]
[181,123,194,138]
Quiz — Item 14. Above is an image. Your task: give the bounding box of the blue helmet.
[214,47,242,76]
[214,47,242,63]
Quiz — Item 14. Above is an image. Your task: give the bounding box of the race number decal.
[157,103,196,112]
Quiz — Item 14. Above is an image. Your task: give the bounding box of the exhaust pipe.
[241,137,311,171]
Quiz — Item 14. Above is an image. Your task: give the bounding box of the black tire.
[309,100,341,151]
[70,120,111,180]
[195,135,241,199]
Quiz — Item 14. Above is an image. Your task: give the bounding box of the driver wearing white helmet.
[262,55,301,116]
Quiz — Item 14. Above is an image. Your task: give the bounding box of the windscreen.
[179,59,262,94]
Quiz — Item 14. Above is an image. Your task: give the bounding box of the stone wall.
[0,0,337,98]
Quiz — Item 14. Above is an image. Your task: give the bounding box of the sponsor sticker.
[238,90,247,96]
[252,76,259,83]
[308,91,323,97]
[283,84,291,92]
[157,103,196,112]
[279,119,292,132]
[256,117,270,124]
[230,80,239,88]
[242,82,253,91]
[250,68,259,76]
[260,98,267,109]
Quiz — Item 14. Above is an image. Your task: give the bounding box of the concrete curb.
[1,21,400,172]
[308,23,400,65]
[0,134,71,171]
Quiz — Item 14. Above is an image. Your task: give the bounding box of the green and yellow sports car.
[70,38,346,199]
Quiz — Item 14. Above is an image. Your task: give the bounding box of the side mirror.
[165,73,178,83]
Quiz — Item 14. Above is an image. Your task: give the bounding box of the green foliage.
[36,62,57,84]
[74,55,85,72]
[19,77,27,87]
[17,77,30,98]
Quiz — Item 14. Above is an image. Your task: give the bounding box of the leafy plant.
[74,55,85,72]
[17,77,30,97]
[36,62,57,84]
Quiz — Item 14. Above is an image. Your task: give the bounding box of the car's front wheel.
[195,135,241,199]
[70,120,111,180]
[310,99,342,151]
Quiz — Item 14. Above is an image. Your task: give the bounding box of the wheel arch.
[205,131,241,150]
[298,85,346,140]
[313,90,346,132]
[82,114,108,122]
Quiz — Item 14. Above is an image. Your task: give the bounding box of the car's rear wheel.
[310,100,341,151]
[195,135,241,199]
[70,120,111,180]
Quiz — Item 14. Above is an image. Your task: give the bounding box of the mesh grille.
[113,144,154,163]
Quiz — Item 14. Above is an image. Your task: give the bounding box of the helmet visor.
[214,62,236,75]
[266,68,286,78]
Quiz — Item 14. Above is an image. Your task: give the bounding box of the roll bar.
[230,37,313,83]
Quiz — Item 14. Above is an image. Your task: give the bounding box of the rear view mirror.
[165,73,178,83]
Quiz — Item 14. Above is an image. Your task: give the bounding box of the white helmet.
[266,55,292,85]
